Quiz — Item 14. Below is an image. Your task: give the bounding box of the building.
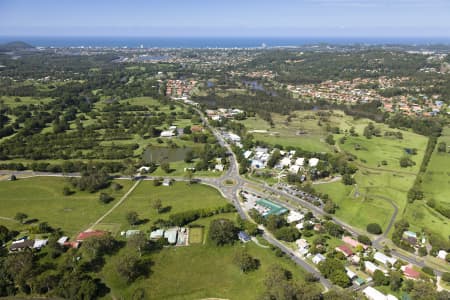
[342,236,368,249]
[437,250,448,260]
[125,230,141,238]
[289,165,300,174]
[363,287,398,300]
[312,253,326,264]
[9,239,34,252]
[295,157,305,166]
[336,245,354,257]
[33,239,48,249]
[238,231,251,243]
[164,228,178,244]
[255,199,288,217]
[308,158,319,167]
[402,231,418,245]
[374,252,397,267]
[365,261,382,274]
[401,265,420,280]
[160,130,175,137]
[162,178,172,186]
[150,229,165,240]
[57,236,69,245]
[287,211,304,223]
[76,230,108,242]
[345,267,357,280]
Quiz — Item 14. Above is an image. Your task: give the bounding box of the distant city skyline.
[1,0,450,37]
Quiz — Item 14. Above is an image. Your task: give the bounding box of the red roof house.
[402,265,420,280]
[76,230,108,241]
[335,245,354,257]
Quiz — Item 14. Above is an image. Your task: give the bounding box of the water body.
[143,146,191,163]
[1,36,450,48]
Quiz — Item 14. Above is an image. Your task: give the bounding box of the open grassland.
[188,227,204,244]
[101,212,311,300]
[239,111,333,153]
[100,181,229,232]
[0,95,53,108]
[0,177,132,236]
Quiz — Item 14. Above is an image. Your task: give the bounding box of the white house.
[295,157,305,166]
[374,252,397,267]
[362,287,390,300]
[244,150,253,159]
[308,158,319,167]
[287,211,304,223]
[365,261,381,274]
[437,250,448,260]
[289,165,300,174]
[280,157,291,167]
[312,253,326,264]
[295,222,304,230]
[228,132,241,143]
[160,130,175,137]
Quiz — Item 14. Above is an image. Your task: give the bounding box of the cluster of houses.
[206,108,245,121]
[149,227,188,246]
[244,146,320,179]
[165,79,197,98]
[9,237,48,252]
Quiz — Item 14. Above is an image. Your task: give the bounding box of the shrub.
[367,223,382,234]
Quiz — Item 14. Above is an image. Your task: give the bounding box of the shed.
[164,228,178,244]
[362,287,386,300]
[150,229,165,240]
[312,253,326,264]
[125,230,141,238]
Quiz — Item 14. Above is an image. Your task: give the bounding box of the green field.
[101,212,312,300]
[100,181,230,232]
[239,111,333,153]
[188,227,204,244]
[0,177,133,236]
[406,126,450,239]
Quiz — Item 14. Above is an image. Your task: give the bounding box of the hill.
[0,41,34,52]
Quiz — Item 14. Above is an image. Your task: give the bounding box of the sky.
[0,0,450,37]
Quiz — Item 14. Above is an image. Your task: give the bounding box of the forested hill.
[0,41,34,52]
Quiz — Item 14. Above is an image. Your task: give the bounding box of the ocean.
[1,36,450,48]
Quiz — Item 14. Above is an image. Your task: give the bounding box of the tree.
[62,186,73,196]
[265,214,286,232]
[373,269,389,286]
[184,150,194,163]
[208,219,236,246]
[5,251,34,292]
[418,246,428,257]
[99,192,114,204]
[233,249,258,273]
[342,173,355,185]
[275,227,301,242]
[325,134,335,145]
[152,199,162,213]
[442,272,450,283]
[390,270,403,291]
[82,235,115,259]
[127,232,148,257]
[116,253,144,283]
[126,211,139,225]
[410,281,438,300]
[367,223,382,234]
[437,141,447,153]
[357,235,372,245]
[160,162,171,173]
[400,156,415,168]
[14,212,27,224]
[323,289,356,300]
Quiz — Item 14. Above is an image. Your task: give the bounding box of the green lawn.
[0,177,132,236]
[188,227,204,244]
[100,181,230,232]
[101,212,313,300]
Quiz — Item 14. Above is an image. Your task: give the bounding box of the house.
[365,261,381,274]
[401,265,420,280]
[162,178,172,186]
[374,252,397,267]
[251,159,265,169]
[345,267,357,280]
[312,253,326,264]
[363,287,397,300]
[437,250,448,260]
[215,164,224,172]
[354,277,365,286]
[342,236,368,250]
[125,230,141,238]
[289,165,300,174]
[57,236,69,245]
[9,239,34,252]
[280,157,291,168]
[160,130,175,137]
[308,158,319,167]
[295,222,304,230]
[238,231,251,243]
[150,229,165,240]
[336,245,353,257]
[296,239,309,251]
[244,150,253,159]
[295,157,305,166]
[164,228,178,244]
[33,239,48,249]
[190,125,203,133]
[287,211,304,223]
[76,230,108,242]
[228,133,241,143]
[63,241,80,249]
[137,166,151,173]
[402,231,418,245]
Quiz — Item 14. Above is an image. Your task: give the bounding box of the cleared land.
[0,176,132,236]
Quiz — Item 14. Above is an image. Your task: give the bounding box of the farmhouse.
[402,231,418,245]
[57,236,69,245]
[437,250,448,260]
[308,158,319,167]
[150,229,165,239]
[164,228,178,244]
[295,157,305,166]
[33,239,48,249]
[9,239,35,252]
[374,252,397,266]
